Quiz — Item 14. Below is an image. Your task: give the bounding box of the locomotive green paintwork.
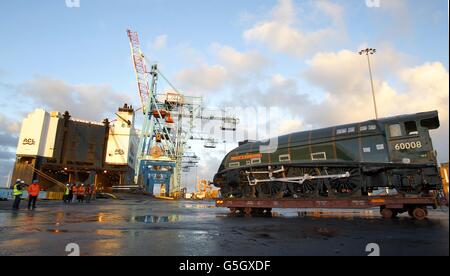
[220,111,439,170]
[214,111,441,198]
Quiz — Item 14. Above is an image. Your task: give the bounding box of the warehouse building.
[10,104,138,192]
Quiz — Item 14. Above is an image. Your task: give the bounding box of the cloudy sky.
[0,0,448,191]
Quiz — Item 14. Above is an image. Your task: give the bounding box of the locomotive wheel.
[328,167,362,197]
[295,168,321,197]
[393,172,424,195]
[220,185,232,198]
[257,182,285,199]
[241,184,256,198]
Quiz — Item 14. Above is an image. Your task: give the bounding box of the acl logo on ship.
[22,138,36,146]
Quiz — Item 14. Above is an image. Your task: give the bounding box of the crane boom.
[127,29,150,114]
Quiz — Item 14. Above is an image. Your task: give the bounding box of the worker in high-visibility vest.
[12,179,24,210]
[63,184,70,203]
[27,180,40,210]
[78,184,86,203]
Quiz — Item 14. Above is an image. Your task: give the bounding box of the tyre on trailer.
[380,207,398,219]
[244,207,253,216]
[411,207,428,221]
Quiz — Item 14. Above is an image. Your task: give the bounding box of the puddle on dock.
[46,229,69,234]
[296,209,377,219]
[133,215,184,224]
[182,204,216,209]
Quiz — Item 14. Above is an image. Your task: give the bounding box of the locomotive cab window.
[389,124,402,137]
[421,116,440,130]
[404,121,419,136]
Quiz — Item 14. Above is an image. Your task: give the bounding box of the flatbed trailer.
[215,196,440,220]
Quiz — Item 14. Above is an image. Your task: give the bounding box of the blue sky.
[0,0,449,188]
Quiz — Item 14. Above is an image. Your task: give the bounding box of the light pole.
[359,48,378,119]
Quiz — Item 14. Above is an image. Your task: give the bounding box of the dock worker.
[27,180,40,210]
[78,184,86,203]
[71,184,78,203]
[63,184,70,203]
[12,179,24,210]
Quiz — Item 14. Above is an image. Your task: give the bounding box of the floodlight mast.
[359,48,378,120]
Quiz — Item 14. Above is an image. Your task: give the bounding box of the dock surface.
[0,195,448,256]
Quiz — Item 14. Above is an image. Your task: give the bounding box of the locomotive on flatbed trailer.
[213,111,442,199]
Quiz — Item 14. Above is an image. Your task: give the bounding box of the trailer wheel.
[412,207,427,221]
[380,208,395,219]
[244,207,253,216]
[251,208,265,216]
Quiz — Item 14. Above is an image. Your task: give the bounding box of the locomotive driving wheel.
[257,182,285,199]
[328,167,362,197]
[287,167,321,198]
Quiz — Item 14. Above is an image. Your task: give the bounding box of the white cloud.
[212,43,269,75]
[175,64,228,96]
[18,77,131,122]
[174,44,269,96]
[243,0,345,58]
[315,0,345,27]
[0,114,21,134]
[277,118,304,136]
[302,50,449,161]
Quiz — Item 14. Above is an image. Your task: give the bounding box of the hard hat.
[16,179,21,184]
[66,184,70,186]
[33,180,39,183]
[82,184,84,186]
[21,181,25,184]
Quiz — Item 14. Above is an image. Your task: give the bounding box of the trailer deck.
[216,196,439,220]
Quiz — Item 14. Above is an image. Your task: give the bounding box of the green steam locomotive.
[213,111,442,198]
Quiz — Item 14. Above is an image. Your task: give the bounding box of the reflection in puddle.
[46,229,68,234]
[134,215,181,224]
[296,209,377,219]
[225,209,379,220]
[183,204,216,209]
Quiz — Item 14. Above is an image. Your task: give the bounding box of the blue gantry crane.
[127,29,238,198]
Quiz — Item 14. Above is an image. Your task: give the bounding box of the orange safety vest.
[78,187,86,195]
[28,184,40,197]
[72,186,78,194]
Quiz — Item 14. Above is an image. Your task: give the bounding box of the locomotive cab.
[385,111,440,165]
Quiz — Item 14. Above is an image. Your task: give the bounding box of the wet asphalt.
[0,195,448,256]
